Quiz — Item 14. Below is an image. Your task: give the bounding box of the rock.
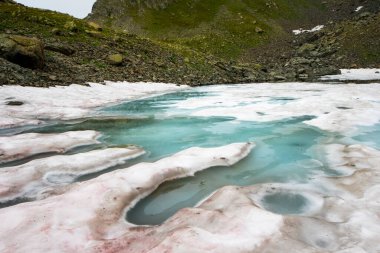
[112,35,122,43]
[6,100,23,106]
[85,30,102,38]
[255,27,264,34]
[297,43,316,55]
[45,43,75,56]
[317,67,341,76]
[48,75,57,81]
[297,68,306,74]
[289,57,312,66]
[269,71,286,81]
[51,28,63,36]
[0,34,45,69]
[87,22,102,31]
[316,46,337,57]
[274,75,286,81]
[358,12,371,20]
[64,21,78,32]
[107,54,123,66]
[297,73,309,80]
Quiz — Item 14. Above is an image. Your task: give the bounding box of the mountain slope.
[89,0,329,60]
[0,0,262,86]
[90,0,380,67]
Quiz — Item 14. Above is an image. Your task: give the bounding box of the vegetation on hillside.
[90,0,328,60]
[0,1,260,86]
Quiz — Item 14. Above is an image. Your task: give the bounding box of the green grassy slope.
[90,0,326,60]
[1,1,260,86]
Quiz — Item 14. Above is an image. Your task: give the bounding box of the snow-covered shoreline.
[0,82,187,129]
[320,69,380,81]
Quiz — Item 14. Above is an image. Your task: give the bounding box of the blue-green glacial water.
[28,89,378,225]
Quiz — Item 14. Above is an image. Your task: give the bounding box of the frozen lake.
[1,82,380,252]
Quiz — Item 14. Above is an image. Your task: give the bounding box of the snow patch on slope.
[293,25,324,35]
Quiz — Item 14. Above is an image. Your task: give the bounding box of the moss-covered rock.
[87,21,102,31]
[107,53,123,65]
[0,34,45,69]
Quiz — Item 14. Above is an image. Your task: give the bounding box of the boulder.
[317,66,341,76]
[0,34,45,69]
[255,27,264,34]
[297,73,309,81]
[297,43,316,55]
[289,57,312,66]
[64,21,78,32]
[107,54,123,66]
[87,21,102,31]
[269,71,286,81]
[85,30,102,38]
[45,43,75,56]
[51,28,63,36]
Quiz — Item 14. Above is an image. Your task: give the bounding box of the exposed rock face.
[0,34,45,69]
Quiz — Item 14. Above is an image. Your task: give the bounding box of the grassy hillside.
[1,0,379,87]
[0,1,261,86]
[89,0,327,60]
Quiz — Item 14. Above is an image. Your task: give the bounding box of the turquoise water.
[262,192,309,215]
[352,124,380,149]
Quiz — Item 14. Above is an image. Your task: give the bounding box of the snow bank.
[0,147,145,203]
[320,68,380,81]
[0,130,100,164]
[93,142,380,253]
[0,142,254,253]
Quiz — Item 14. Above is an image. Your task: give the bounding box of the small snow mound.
[355,6,363,12]
[293,25,324,35]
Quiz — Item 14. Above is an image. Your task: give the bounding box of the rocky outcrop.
[0,34,45,69]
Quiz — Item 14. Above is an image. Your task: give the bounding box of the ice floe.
[0,142,254,252]
[0,130,100,164]
[0,82,187,128]
[320,68,380,81]
[0,147,145,203]
[293,25,324,35]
